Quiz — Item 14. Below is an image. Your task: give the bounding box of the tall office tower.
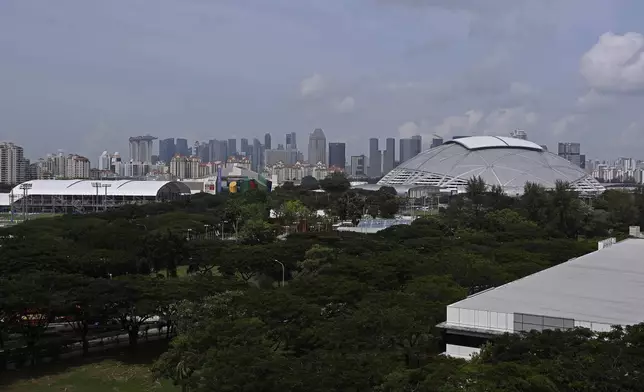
[158,138,176,163]
[399,138,414,163]
[277,143,284,150]
[227,138,237,156]
[328,142,346,169]
[264,133,272,150]
[209,139,228,162]
[558,142,583,168]
[368,138,382,178]
[0,142,26,185]
[98,151,111,170]
[308,128,327,164]
[510,129,528,140]
[411,135,422,157]
[350,155,366,177]
[176,138,189,156]
[240,138,250,157]
[251,138,264,172]
[431,137,444,148]
[128,135,157,163]
[286,132,297,149]
[194,141,210,162]
[383,138,395,174]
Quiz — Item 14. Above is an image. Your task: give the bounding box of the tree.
[300,175,320,190]
[320,172,350,193]
[466,176,487,198]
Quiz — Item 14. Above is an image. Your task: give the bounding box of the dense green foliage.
[3,178,644,390]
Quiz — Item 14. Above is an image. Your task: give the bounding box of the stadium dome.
[378,136,605,195]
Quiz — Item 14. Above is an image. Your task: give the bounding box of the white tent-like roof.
[4,180,191,204]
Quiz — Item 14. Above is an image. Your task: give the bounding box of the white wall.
[446,344,480,359]
[446,306,514,333]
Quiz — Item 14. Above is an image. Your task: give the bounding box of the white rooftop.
[449,239,644,326]
[446,136,543,151]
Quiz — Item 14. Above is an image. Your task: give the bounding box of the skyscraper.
[227,138,237,156]
[350,155,366,177]
[128,135,157,163]
[176,138,189,156]
[328,142,346,169]
[368,138,382,178]
[0,142,26,185]
[558,142,584,168]
[286,132,297,149]
[158,138,175,163]
[308,128,327,164]
[264,133,272,150]
[399,138,414,163]
[383,138,395,174]
[240,138,250,157]
[210,140,228,162]
[431,137,443,148]
[411,135,422,157]
[251,138,264,172]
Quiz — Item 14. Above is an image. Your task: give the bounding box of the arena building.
[438,237,644,359]
[378,136,605,195]
[0,179,191,214]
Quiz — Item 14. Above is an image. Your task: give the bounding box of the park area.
[0,343,177,392]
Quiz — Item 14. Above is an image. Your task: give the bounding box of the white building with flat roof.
[438,238,644,359]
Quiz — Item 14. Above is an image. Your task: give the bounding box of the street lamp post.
[274,259,285,287]
[19,183,32,221]
[101,183,112,211]
[204,224,210,240]
[91,182,102,213]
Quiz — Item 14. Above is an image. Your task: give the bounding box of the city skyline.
[2,1,644,162]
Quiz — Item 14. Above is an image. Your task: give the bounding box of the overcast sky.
[1,0,643,162]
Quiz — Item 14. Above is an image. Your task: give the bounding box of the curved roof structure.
[8,180,191,200]
[379,136,605,195]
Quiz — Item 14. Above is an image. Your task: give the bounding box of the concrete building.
[350,155,366,177]
[265,148,301,166]
[240,138,250,157]
[383,138,396,175]
[65,155,91,179]
[0,142,27,185]
[431,137,444,148]
[438,237,644,359]
[368,138,382,178]
[128,135,157,163]
[328,142,346,169]
[286,132,297,150]
[558,142,584,169]
[308,128,327,165]
[264,161,328,184]
[251,138,264,172]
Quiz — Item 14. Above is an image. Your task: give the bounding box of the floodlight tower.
[19,183,32,221]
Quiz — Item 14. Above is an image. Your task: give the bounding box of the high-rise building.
[129,135,157,163]
[328,142,346,169]
[210,140,228,162]
[286,132,297,149]
[227,138,237,156]
[558,142,584,168]
[510,129,528,140]
[176,138,189,156]
[431,137,443,148]
[158,138,175,163]
[411,135,422,157]
[251,138,264,172]
[240,138,250,157]
[98,151,111,171]
[399,138,414,163]
[383,138,395,174]
[308,128,327,165]
[368,138,382,178]
[264,133,272,150]
[194,141,210,162]
[0,142,26,185]
[350,155,366,177]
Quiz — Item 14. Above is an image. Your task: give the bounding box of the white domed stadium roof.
[378,136,604,195]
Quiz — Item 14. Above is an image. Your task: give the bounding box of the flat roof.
[445,136,543,151]
[449,239,644,326]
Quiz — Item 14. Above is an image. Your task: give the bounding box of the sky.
[1,0,644,163]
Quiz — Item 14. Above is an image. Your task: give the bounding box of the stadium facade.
[378,136,605,195]
[438,238,644,359]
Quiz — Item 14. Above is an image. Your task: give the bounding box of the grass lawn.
[0,341,178,392]
[2,360,177,392]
